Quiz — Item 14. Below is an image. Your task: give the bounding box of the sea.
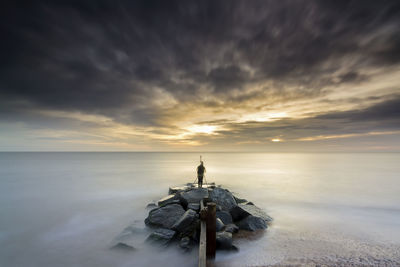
[0,152,399,266]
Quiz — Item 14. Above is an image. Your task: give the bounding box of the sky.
[1,0,400,152]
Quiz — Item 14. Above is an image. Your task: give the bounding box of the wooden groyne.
[199,199,216,267]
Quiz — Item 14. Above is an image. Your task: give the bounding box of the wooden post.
[206,202,216,259]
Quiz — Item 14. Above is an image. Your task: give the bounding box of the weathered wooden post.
[206,202,216,259]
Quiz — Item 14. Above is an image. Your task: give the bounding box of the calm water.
[0,152,399,266]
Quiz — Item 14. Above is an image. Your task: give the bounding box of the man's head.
[200,161,203,165]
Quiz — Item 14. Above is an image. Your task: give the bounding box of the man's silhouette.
[197,161,206,188]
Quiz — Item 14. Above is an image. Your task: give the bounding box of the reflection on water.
[0,152,399,266]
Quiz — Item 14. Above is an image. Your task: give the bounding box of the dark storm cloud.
[1,0,400,138]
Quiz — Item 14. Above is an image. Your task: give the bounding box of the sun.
[271,138,281,142]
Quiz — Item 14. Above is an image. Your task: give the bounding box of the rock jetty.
[111,183,272,252]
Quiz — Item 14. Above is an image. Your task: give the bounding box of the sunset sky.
[1,0,400,151]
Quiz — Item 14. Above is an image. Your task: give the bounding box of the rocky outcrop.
[113,182,272,254]
[145,204,185,229]
[146,228,176,246]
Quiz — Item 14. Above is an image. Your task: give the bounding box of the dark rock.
[180,188,209,204]
[145,204,185,229]
[224,223,239,233]
[158,194,180,207]
[237,204,272,222]
[233,196,248,204]
[246,201,254,205]
[236,215,267,231]
[209,187,237,211]
[229,205,250,221]
[230,203,272,222]
[172,209,197,234]
[169,186,190,195]
[179,236,192,251]
[146,228,176,246]
[216,218,225,232]
[216,210,233,225]
[216,231,233,250]
[187,203,200,212]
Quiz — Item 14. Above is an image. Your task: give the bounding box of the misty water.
[1,152,400,266]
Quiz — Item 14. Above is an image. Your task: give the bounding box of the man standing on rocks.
[197,161,206,188]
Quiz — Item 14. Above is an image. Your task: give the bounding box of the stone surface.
[224,223,239,233]
[146,228,176,246]
[238,204,272,222]
[172,209,197,233]
[216,231,233,250]
[236,215,267,231]
[216,210,233,225]
[233,196,248,204]
[157,194,180,207]
[169,186,190,195]
[209,187,237,211]
[145,204,185,229]
[180,188,209,204]
[216,218,225,232]
[187,203,200,212]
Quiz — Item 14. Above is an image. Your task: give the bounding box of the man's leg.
[199,176,203,188]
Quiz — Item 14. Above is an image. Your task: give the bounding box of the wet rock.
[237,204,272,222]
[157,194,181,207]
[179,236,192,251]
[146,228,176,246]
[209,187,237,211]
[180,188,209,204]
[172,209,197,234]
[187,203,200,212]
[233,196,248,204]
[216,231,233,250]
[111,242,135,251]
[216,218,225,232]
[145,204,185,229]
[236,215,267,231]
[230,203,272,222]
[246,201,254,205]
[216,210,233,225]
[169,186,190,195]
[224,223,239,233]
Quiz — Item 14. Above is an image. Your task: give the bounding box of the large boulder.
[216,210,233,225]
[233,195,248,204]
[145,204,185,229]
[146,228,176,246]
[224,223,239,233]
[236,215,267,231]
[157,194,181,207]
[216,231,233,250]
[230,204,272,222]
[172,209,197,234]
[209,188,237,211]
[180,188,209,205]
[187,203,200,212]
[169,186,190,195]
[216,218,225,232]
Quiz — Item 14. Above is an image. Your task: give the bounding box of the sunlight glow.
[186,125,218,134]
[271,138,281,142]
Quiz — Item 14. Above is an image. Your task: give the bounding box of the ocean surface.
[0,152,399,266]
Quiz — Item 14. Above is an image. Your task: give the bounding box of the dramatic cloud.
[0,0,399,151]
